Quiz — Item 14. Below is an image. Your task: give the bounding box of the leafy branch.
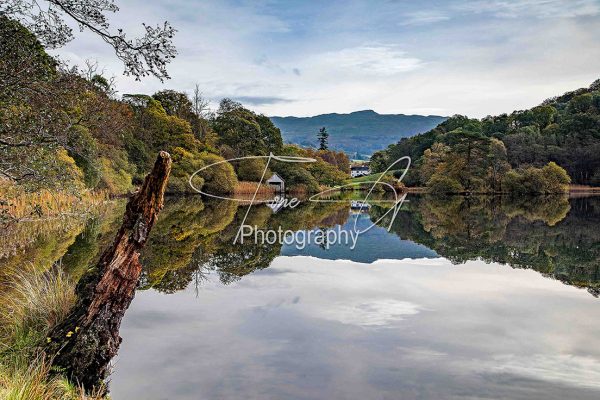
[1,0,177,81]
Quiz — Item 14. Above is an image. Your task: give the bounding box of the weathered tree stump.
[46,151,172,391]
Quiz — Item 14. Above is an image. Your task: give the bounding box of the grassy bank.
[344,170,407,192]
[0,267,104,399]
[348,171,395,184]
[0,197,122,399]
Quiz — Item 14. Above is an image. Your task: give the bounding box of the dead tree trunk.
[46,151,172,391]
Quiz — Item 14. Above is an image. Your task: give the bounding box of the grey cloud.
[233,95,295,106]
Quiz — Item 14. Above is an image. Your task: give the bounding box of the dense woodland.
[0,16,350,203]
[371,81,600,193]
[2,13,599,203]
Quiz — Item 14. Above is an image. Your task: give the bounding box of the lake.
[2,194,600,399]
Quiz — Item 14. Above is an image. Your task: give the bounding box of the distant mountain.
[270,110,447,158]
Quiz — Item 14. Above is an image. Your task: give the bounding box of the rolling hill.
[270,110,447,159]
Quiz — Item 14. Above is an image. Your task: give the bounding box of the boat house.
[266,173,285,193]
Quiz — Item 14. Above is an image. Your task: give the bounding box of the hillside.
[371,79,600,192]
[270,110,447,158]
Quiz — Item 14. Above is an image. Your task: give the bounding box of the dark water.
[3,194,600,399]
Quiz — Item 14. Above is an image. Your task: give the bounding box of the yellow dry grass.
[0,182,108,221]
[234,181,276,195]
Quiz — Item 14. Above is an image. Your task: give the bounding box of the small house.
[266,173,285,193]
[350,165,370,178]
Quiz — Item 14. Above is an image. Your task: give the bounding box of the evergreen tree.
[317,126,329,150]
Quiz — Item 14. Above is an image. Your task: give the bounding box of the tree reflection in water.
[3,194,597,297]
[135,194,600,297]
[372,195,600,296]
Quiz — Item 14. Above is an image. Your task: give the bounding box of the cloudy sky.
[51,0,600,117]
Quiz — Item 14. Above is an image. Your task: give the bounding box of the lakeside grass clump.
[0,267,75,347]
[0,267,103,399]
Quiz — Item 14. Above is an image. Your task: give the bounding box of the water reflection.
[112,258,600,400]
[0,203,124,280]
[3,194,600,399]
[373,195,600,296]
[136,194,600,296]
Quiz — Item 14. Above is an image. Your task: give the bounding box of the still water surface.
[110,195,600,399]
[2,194,600,399]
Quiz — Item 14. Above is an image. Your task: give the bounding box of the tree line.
[371,81,600,194]
[0,16,350,200]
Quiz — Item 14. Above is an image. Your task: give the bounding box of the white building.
[266,173,285,193]
[350,165,370,178]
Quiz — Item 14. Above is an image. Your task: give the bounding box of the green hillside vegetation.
[2,15,596,204]
[270,110,447,158]
[0,16,350,209]
[371,82,600,194]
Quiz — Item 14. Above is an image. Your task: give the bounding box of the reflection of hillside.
[6,194,596,297]
[142,197,349,292]
[374,195,600,296]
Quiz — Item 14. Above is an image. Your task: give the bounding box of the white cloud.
[457,0,600,19]
[317,299,421,327]
[309,45,423,77]
[46,0,600,118]
[398,10,451,26]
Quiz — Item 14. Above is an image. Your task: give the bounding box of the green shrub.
[236,157,269,182]
[96,157,133,195]
[199,152,238,194]
[426,174,464,194]
[502,162,570,194]
[542,161,571,193]
[168,147,205,194]
[501,170,526,193]
[307,159,347,187]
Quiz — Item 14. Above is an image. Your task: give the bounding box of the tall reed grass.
[0,181,108,221]
[0,267,102,399]
[0,353,104,400]
[569,184,600,192]
[234,181,276,195]
[0,267,75,356]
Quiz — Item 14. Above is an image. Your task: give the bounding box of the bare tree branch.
[192,83,211,118]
